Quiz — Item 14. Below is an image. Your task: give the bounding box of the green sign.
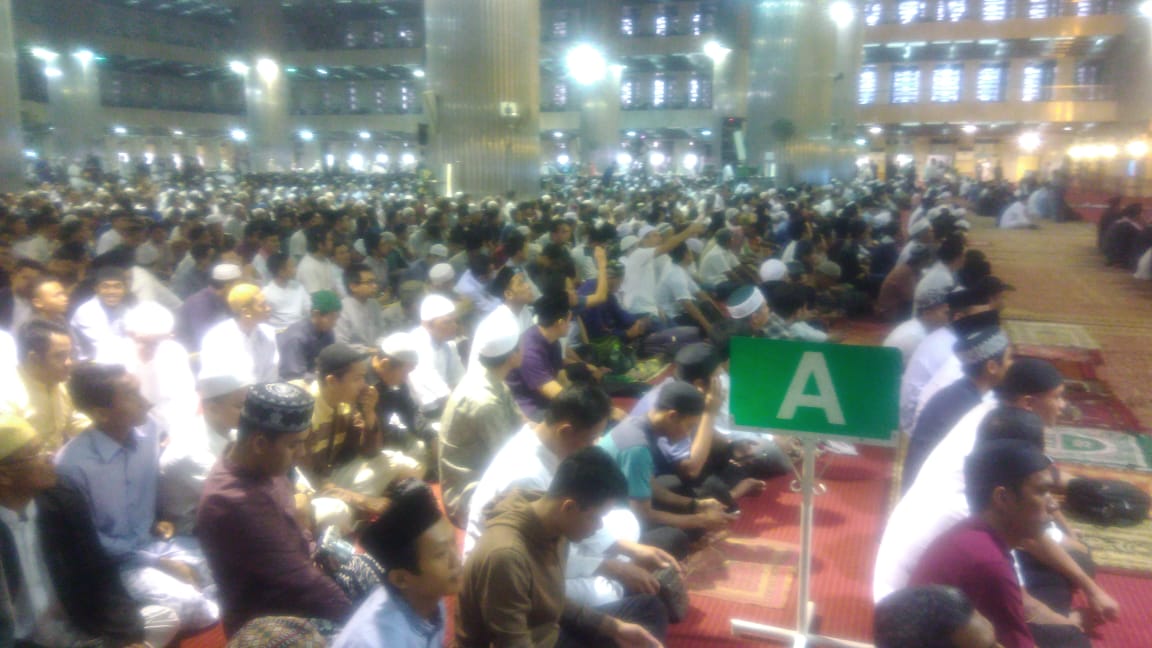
[729,337,901,445]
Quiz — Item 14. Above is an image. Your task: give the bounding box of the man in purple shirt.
[175,263,242,351]
[197,382,352,634]
[506,292,571,421]
[910,439,1066,648]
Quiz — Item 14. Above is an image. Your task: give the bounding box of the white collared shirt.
[262,280,310,330]
[296,254,339,294]
[899,326,957,432]
[883,318,928,366]
[70,297,127,363]
[198,318,280,383]
[160,416,234,535]
[408,325,464,411]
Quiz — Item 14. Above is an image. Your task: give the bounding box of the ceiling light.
[44,67,62,79]
[72,49,94,64]
[230,128,247,142]
[703,41,731,62]
[30,47,57,62]
[869,126,883,135]
[828,1,854,27]
[565,44,607,85]
[112,126,127,135]
[1017,132,1041,153]
[316,67,329,76]
[413,68,425,78]
[299,129,314,141]
[962,125,977,134]
[359,131,371,140]
[701,129,712,136]
[255,58,278,79]
[172,129,184,136]
[228,60,249,75]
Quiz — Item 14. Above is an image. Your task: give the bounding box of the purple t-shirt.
[506,325,563,421]
[909,517,1035,648]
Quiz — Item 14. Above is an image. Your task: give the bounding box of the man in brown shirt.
[456,447,666,648]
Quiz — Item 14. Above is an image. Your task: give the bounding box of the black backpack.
[1065,478,1151,527]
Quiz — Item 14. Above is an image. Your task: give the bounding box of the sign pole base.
[729,438,874,648]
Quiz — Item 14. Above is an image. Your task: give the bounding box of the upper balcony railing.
[863,0,1124,26]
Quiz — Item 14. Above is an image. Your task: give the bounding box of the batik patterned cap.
[241,382,314,434]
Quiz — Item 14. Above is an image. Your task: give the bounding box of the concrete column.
[745,0,862,185]
[710,0,751,166]
[574,0,621,176]
[0,0,23,191]
[45,54,103,164]
[238,0,292,172]
[426,0,540,197]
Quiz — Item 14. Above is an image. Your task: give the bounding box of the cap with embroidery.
[953,326,1009,365]
[240,382,314,435]
[211,263,242,282]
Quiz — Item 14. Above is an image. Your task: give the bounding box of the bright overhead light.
[285,66,298,73]
[1127,140,1148,158]
[855,138,867,146]
[828,0,855,27]
[626,130,637,137]
[703,41,731,62]
[1100,143,1119,159]
[962,124,977,134]
[375,153,389,164]
[1141,1,1152,17]
[565,43,607,85]
[172,129,184,136]
[682,153,699,170]
[30,47,57,62]
[228,60,249,75]
[616,152,633,167]
[348,152,365,171]
[44,67,62,79]
[649,151,667,167]
[400,152,416,166]
[315,67,329,76]
[230,128,248,142]
[359,131,371,140]
[413,68,425,78]
[72,49,94,64]
[869,126,883,135]
[701,129,712,136]
[24,150,37,159]
[299,129,314,141]
[112,126,127,135]
[1017,131,1041,153]
[553,131,564,139]
[255,58,278,79]
[557,154,571,165]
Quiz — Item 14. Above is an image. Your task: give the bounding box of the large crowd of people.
[0,161,1124,647]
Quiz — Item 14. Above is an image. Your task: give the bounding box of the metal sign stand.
[730,436,874,648]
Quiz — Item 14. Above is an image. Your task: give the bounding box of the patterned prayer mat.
[1059,380,1148,432]
[1059,464,1152,574]
[1004,320,1104,366]
[1046,427,1152,471]
[683,537,798,609]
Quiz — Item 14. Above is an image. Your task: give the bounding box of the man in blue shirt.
[332,479,460,648]
[56,363,219,633]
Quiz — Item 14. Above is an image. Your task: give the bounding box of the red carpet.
[667,446,893,646]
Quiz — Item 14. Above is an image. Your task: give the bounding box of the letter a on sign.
[776,352,846,425]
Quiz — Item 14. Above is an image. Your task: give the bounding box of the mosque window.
[621,6,638,35]
[1021,62,1055,101]
[1027,0,1058,18]
[976,64,1006,102]
[400,83,414,112]
[897,1,925,24]
[655,4,677,36]
[982,0,1010,20]
[931,65,962,102]
[653,75,667,107]
[864,2,883,25]
[621,78,636,108]
[891,65,920,104]
[858,67,878,104]
[936,0,966,21]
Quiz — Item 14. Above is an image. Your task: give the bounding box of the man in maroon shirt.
[910,439,1062,648]
[197,382,352,634]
